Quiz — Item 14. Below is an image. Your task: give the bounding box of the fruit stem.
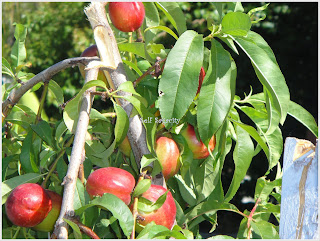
[131,170,148,239]
[135,28,143,42]
[41,135,74,188]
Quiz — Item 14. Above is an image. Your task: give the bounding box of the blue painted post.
[280,138,318,239]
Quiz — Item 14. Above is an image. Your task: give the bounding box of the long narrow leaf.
[155,2,187,36]
[197,39,236,145]
[287,101,318,137]
[158,30,203,129]
[233,31,290,124]
[225,124,254,202]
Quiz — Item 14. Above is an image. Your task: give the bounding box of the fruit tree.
[2,1,318,239]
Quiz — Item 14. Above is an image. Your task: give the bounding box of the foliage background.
[2,2,318,237]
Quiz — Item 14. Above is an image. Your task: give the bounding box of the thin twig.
[41,136,74,189]
[52,67,99,239]
[35,81,49,124]
[246,198,261,239]
[133,58,166,87]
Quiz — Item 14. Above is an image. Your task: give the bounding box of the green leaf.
[251,220,279,239]
[117,81,138,95]
[254,177,281,204]
[132,179,151,197]
[140,154,157,171]
[2,173,44,200]
[194,158,221,204]
[238,106,268,132]
[48,80,64,106]
[75,193,134,237]
[137,191,168,213]
[144,2,160,42]
[2,155,18,181]
[245,30,278,66]
[64,218,82,239]
[135,77,159,107]
[11,23,27,67]
[55,120,68,147]
[233,32,290,124]
[158,30,204,129]
[238,106,283,170]
[151,190,168,210]
[136,222,169,239]
[212,2,224,22]
[224,124,254,202]
[221,12,251,36]
[174,199,187,227]
[175,174,197,206]
[264,127,283,170]
[118,42,146,59]
[63,79,107,133]
[264,89,281,135]
[197,39,236,145]
[155,2,187,36]
[145,25,178,40]
[113,103,129,146]
[288,101,318,138]
[218,36,239,55]
[122,60,143,76]
[30,120,54,147]
[2,57,14,78]
[39,149,56,168]
[119,94,157,153]
[230,119,270,162]
[86,139,116,167]
[185,200,240,222]
[73,178,88,210]
[248,3,270,18]
[20,131,39,173]
[6,104,37,130]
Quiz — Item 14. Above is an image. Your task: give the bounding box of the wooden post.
[280,137,318,239]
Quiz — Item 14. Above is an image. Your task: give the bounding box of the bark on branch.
[84,2,165,186]
[2,56,99,120]
[52,67,99,239]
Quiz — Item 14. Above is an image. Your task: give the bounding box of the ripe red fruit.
[108,2,145,32]
[86,167,136,205]
[119,136,132,157]
[181,124,216,159]
[137,185,176,230]
[5,183,52,227]
[33,190,62,232]
[197,67,205,95]
[155,136,180,180]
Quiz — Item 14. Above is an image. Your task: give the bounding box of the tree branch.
[2,56,99,120]
[84,2,165,187]
[52,67,99,239]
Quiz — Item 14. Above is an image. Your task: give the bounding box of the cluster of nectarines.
[4,2,217,235]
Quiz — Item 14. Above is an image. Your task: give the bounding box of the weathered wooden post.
[280,137,318,239]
